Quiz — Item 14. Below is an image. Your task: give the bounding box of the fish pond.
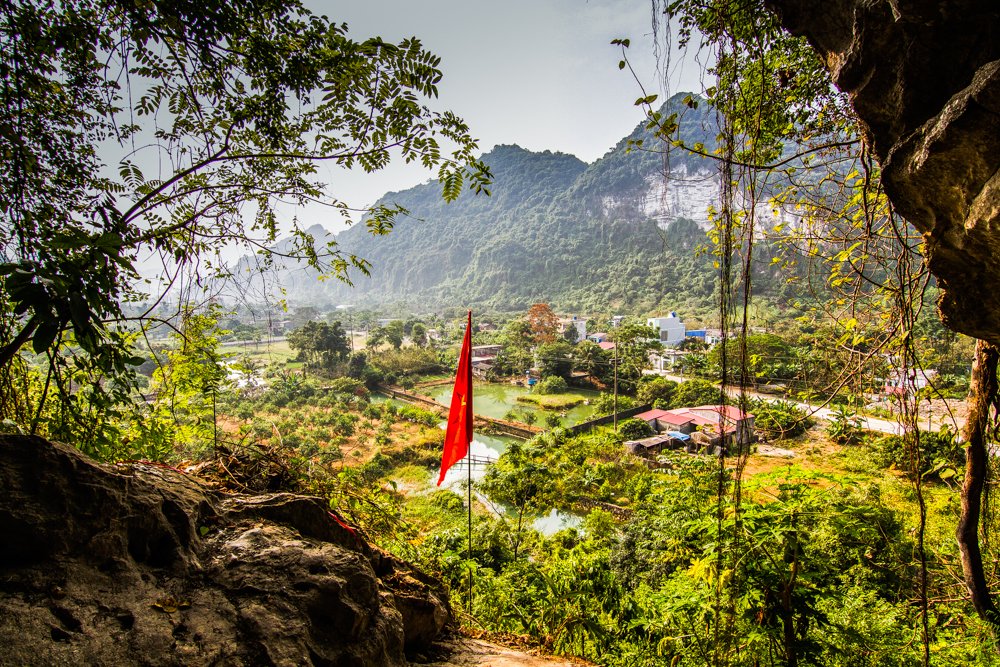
[422,382,602,428]
[374,389,585,535]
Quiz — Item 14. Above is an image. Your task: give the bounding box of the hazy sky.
[293,0,708,231]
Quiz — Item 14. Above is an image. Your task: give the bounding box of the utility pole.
[613,343,619,431]
[337,304,354,353]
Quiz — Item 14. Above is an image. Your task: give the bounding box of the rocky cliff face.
[0,435,449,666]
[766,0,1000,344]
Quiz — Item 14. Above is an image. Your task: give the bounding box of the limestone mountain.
[256,93,783,314]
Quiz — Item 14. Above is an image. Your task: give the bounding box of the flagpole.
[436,309,474,617]
[466,310,474,616]
[467,436,473,615]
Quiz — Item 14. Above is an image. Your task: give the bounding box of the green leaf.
[33,321,61,354]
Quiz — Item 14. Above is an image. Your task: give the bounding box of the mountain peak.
[304,223,331,238]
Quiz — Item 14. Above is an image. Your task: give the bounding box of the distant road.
[655,372,951,436]
[221,336,287,347]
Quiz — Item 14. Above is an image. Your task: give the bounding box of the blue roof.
[666,431,691,441]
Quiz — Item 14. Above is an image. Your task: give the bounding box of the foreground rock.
[0,435,449,666]
[765,0,1000,344]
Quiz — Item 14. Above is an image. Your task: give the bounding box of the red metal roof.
[658,411,697,426]
[690,404,751,421]
[635,405,750,433]
[634,409,670,422]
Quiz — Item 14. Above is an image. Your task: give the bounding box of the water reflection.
[424,382,600,426]
[372,392,584,536]
[532,508,583,534]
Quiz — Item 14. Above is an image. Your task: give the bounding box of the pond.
[423,381,602,428]
[373,390,587,536]
[430,423,583,536]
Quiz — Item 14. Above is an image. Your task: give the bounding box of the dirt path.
[414,636,591,667]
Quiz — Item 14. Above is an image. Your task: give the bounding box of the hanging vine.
[626,0,966,661]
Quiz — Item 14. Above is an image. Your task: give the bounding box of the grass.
[224,339,298,365]
[516,393,586,410]
[741,426,963,562]
[399,489,469,538]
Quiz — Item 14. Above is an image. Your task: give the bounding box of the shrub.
[593,392,638,416]
[636,377,678,408]
[619,418,654,440]
[826,406,865,446]
[673,379,723,407]
[752,399,813,440]
[534,376,568,394]
[397,405,439,427]
[326,377,367,397]
[871,426,963,481]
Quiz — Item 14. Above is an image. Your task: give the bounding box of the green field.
[222,339,299,366]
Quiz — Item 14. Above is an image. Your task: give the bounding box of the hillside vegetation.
[265,95,791,315]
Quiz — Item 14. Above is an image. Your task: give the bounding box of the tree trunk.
[513,507,524,562]
[0,315,40,369]
[958,339,1000,627]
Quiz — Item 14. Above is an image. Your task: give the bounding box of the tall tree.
[0,0,489,439]
[526,303,560,344]
[411,323,428,348]
[288,320,349,367]
[136,305,230,459]
[609,323,661,391]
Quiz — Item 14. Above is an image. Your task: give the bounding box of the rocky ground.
[0,435,453,666]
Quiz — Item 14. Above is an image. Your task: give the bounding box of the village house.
[883,367,938,397]
[470,344,503,378]
[625,432,691,457]
[558,316,587,343]
[647,312,686,347]
[631,404,755,454]
[648,349,686,374]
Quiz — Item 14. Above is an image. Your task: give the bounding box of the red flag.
[437,311,474,485]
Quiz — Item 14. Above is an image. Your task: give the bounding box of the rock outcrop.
[766,0,1000,344]
[0,435,450,666]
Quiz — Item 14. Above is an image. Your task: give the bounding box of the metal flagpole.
[467,311,474,616]
[467,450,473,615]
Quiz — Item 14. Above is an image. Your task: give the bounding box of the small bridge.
[448,454,498,469]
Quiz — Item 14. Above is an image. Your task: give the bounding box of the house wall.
[647,313,686,347]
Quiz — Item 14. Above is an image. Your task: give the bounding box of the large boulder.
[766,0,1000,344]
[0,435,450,666]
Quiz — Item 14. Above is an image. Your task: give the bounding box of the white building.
[648,349,686,374]
[558,316,587,343]
[647,312,686,347]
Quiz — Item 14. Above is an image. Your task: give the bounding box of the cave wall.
[766,0,1000,344]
